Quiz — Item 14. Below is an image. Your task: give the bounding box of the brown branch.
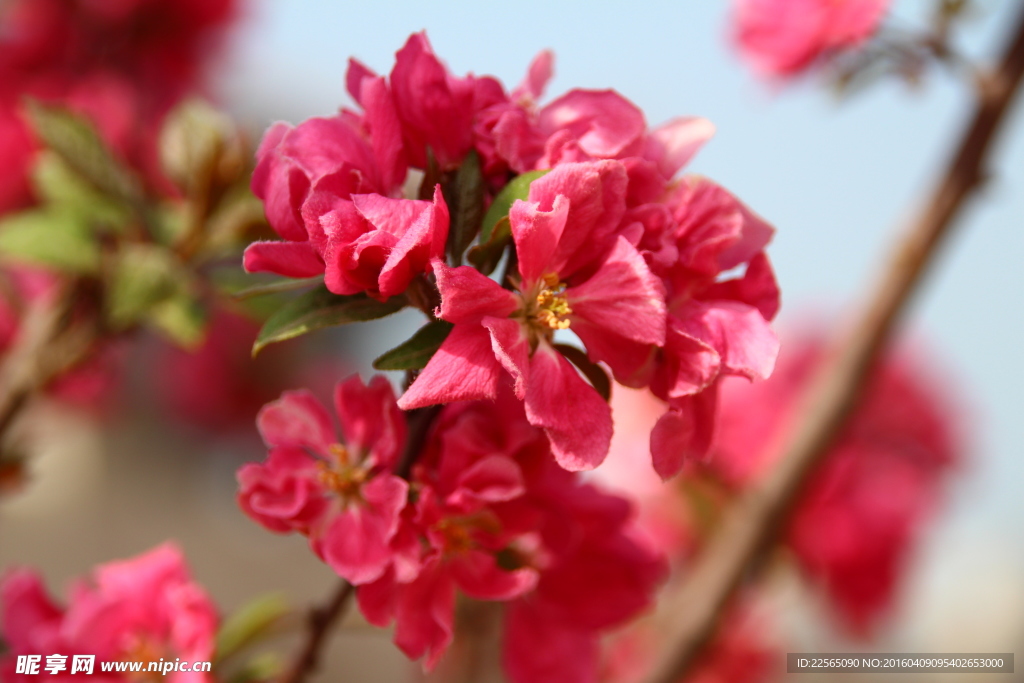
[0,283,100,440]
[275,579,354,683]
[644,6,1024,683]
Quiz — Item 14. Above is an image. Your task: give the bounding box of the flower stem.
[275,580,354,683]
[644,5,1024,683]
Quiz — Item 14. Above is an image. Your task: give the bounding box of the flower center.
[532,273,572,330]
[122,635,168,683]
[317,444,368,503]
[433,511,503,556]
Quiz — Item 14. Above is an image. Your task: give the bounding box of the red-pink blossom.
[400,160,667,471]
[353,392,665,676]
[303,186,450,301]
[0,544,218,683]
[732,0,890,77]
[349,32,506,172]
[617,176,780,478]
[237,376,410,585]
[708,333,959,631]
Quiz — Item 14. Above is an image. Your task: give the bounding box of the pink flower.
[615,176,780,478]
[399,161,667,471]
[503,466,666,683]
[351,393,665,677]
[732,0,890,77]
[477,58,716,191]
[707,333,959,631]
[1,544,218,683]
[244,109,410,284]
[303,186,450,301]
[237,375,410,585]
[357,394,543,669]
[349,32,507,171]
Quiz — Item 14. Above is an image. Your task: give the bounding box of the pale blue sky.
[217,0,1024,560]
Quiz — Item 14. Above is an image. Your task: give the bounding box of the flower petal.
[243,241,324,278]
[435,262,519,324]
[318,475,409,585]
[398,325,504,409]
[524,344,612,471]
[256,389,336,453]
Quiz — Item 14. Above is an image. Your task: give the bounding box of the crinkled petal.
[567,236,666,346]
[538,89,646,159]
[510,194,570,286]
[651,388,718,479]
[451,454,526,505]
[450,550,538,600]
[678,300,779,381]
[318,475,409,585]
[512,49,554,102]
[700,251,781,321]
[375,186,449,298]
[399,325,503,409]
[393,557,456,671]
[482,316,530,399]
[524,343,612,471]
[334,375,406,468]
[256,389,336,453]
[644,116,716,179]
[435,262,519,324]
[524,160,629,278]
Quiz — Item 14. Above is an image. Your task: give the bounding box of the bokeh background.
[2,0,1022,680]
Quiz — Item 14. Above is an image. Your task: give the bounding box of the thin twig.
[0,283,100,439]
[644,6,1024,683]
[275,580,354,683]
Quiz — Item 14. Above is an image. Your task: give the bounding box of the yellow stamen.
[533,273,572,330]
[317,455,368,501]
[328,443,350,466]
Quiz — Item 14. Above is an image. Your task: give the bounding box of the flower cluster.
[245,32,780,476]
[732,0,890,77]
[0,544,218,683]
[238,377,665,680]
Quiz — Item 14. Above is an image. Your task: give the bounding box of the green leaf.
[554,343,612,402]
[253,286,406,356]
[32,152,130,229]
[0,208,99,273]
[147,293,206,349]
[231,276,323,301]
[224,653,282,683]
[106,244,188,330]
[480,169,549,241]
[373,320,453,370]
[466,215,511,276]
[215,594,290,664]
[25,100,142,204]
[444,150,485,264]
